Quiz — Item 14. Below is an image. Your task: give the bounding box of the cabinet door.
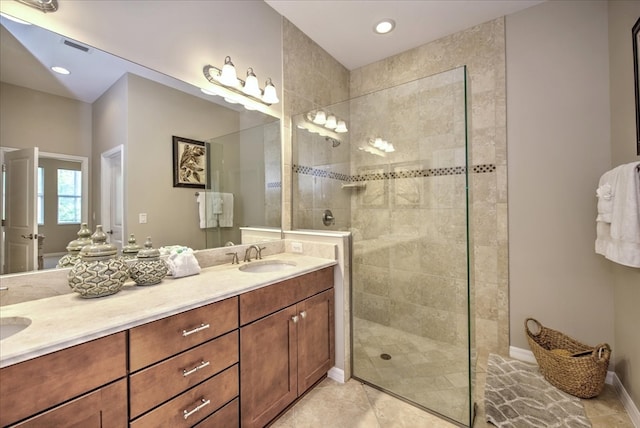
[297,288,335,393]
[11,379,127,428]
[240,305,298,428]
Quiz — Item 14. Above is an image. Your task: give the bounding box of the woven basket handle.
[593,343,611,362]
[525,318,543,336]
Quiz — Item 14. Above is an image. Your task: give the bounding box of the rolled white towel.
[596,174,616,223]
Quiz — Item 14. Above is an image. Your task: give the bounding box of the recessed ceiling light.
[51,66,70,75]
[374,19,395,35]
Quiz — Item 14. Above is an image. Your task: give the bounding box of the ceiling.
[0,1,545,105]
[265,0,544,70]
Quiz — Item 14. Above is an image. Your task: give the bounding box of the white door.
[3,147,38,273]
[101,146,124,251]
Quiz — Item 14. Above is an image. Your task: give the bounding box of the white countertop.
[0,253,336,368]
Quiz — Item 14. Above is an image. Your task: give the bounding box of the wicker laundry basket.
[525,318,611,398]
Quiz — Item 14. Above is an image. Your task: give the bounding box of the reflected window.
[37,167,44,225]
[57,169,82,224]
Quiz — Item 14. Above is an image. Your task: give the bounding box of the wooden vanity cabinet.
[0,332,127,427]
[239,267,335,428]
[128,296,239,427]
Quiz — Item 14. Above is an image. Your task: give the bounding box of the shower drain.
[380,353,392,360]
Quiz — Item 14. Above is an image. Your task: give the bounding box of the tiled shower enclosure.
[293,66,475,426]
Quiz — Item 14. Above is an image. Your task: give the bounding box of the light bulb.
[335,120,348,133]
[51,66,70,75]
[325,114,337,129]
[219,56,239,87]
[262,78,279,104]
[313,111,327,125]
[242,68,262,98]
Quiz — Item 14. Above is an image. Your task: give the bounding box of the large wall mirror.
[0,15,282,275]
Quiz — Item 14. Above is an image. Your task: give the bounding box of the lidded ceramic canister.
[122,234,143,259]
[129,237,168,286]
[57,222,92,268]
[68,225,129,298]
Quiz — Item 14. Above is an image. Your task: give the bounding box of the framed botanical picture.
[172,136,207,188]
[634,17,640,155]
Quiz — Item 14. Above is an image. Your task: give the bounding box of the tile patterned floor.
[273,318,635,427]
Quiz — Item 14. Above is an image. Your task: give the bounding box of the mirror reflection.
[0,16,281,275]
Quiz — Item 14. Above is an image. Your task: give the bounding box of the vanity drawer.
[194,397,239,428]
[240,267,333,325]
[129,297,238,371]
[0,332,126,427]
[129,330,239,418]
[130,364,239,428]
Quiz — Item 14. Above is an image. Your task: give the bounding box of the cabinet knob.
[300,311,307,319]
[291,315,299,323]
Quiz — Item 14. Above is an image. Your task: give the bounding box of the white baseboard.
[510,346,639,427]
[509,346,537,364]
[612,372,640,428]
[328,367,345,383]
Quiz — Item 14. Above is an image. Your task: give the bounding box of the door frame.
[100,145,125,250]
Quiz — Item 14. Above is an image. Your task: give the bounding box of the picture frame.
[172,136,207,188]
[633,17,640,155]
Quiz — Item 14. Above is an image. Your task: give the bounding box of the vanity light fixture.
[202,56,279,106]
[306,110,348,134]
[374,18,395,35]
[369,137,394,153]
[14,0,58,13]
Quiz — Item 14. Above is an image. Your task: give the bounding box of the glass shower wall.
[204,119,281,248]
[292,66,473,426]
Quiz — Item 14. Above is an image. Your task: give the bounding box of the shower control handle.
[322,209,335,226]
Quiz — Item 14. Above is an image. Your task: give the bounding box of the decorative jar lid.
[122,234,143,255]
[136,237,160,259]
[79,225,117,259]
[66,223,92,252]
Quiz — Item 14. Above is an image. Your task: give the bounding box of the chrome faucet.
[226,252,239,265]
[244,245,265,262]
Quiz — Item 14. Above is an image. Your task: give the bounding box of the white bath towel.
[196,191,233,228]
[595,162,640,268]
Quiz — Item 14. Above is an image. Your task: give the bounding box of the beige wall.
[91,75,128,231]
[125,74,240,249]
[608,0,640,407]
[507,0,615,351]
[0,82,92,156]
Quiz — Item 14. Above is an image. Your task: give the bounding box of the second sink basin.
[1,316,32,340]
[239,260,297,273]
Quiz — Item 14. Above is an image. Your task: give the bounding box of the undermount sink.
[0,317,32,340]
[239,260,297,273]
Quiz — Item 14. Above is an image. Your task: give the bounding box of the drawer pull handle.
[300,310,307,319]
[182,323,210,337]
[291,315,299,323]
[183,398,210,420]
[183,360,210,377]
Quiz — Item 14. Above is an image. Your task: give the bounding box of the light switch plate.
[139,213,147,224]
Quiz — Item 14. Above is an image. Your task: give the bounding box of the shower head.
[326,137,340,147]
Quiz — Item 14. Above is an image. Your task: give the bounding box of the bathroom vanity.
[0,253,336,428]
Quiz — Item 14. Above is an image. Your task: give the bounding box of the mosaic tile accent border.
[267,181,282,188]
[293,163,495,182]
